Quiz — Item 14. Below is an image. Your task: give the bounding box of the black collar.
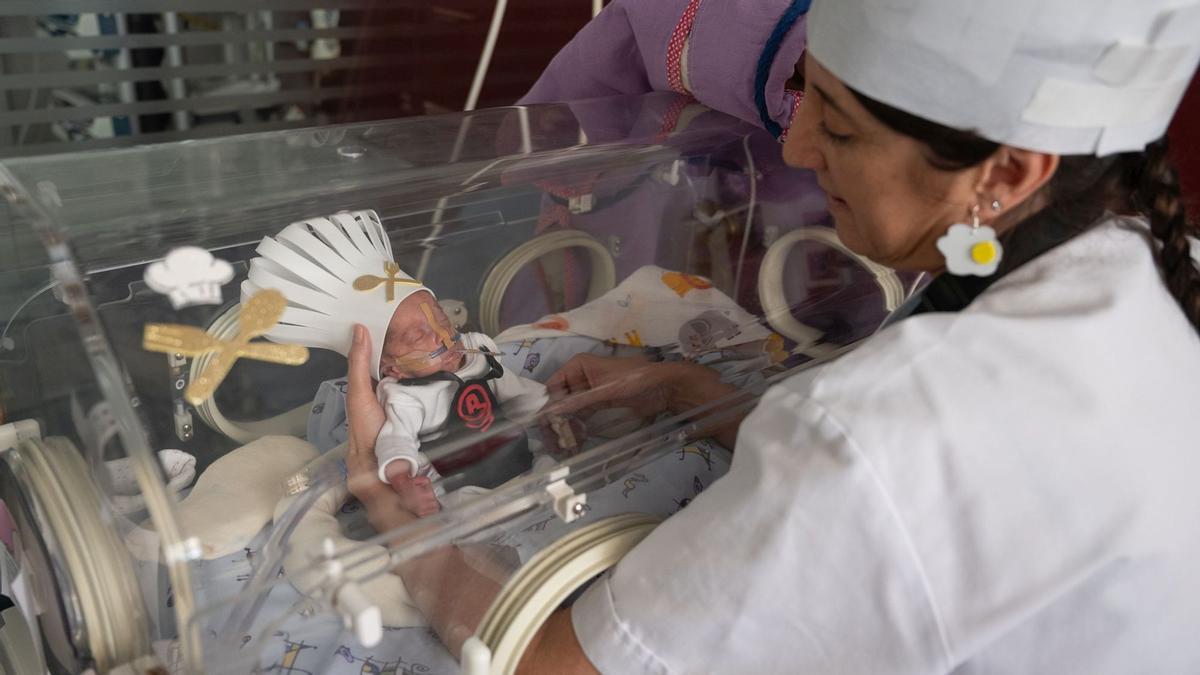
[909,208,1101,316]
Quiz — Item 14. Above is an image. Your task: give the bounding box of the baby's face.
[380,291,464,379]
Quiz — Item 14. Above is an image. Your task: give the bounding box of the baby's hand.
[384,461,441,517]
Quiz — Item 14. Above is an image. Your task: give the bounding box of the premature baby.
[369,288,547,516]
[245,210,551,518]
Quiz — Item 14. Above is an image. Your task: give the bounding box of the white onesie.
[374,332,548,483]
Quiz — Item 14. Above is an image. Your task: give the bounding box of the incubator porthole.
[758,227,905,351]
[479,230,617,335]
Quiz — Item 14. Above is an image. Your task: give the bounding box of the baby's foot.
[385,466,441,517]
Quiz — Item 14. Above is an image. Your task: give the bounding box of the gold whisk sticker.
[143,289,309,406]
[352,261,423,302]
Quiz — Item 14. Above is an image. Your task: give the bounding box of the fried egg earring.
[936,203,1003,276]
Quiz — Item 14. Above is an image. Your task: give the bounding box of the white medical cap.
[242,209,432,380]
[807,0,1200,155]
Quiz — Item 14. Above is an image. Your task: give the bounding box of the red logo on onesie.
[457,384,495,432]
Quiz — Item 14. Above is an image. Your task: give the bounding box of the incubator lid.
[0,94,912,674]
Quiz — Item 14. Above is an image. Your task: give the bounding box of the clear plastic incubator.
[0,93,914,675]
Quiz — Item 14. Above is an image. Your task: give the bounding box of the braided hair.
[1127,138,1200,331]
[851,90,1200,333]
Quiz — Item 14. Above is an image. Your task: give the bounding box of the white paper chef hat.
[241,210,432,380]
[807,0,1200,155]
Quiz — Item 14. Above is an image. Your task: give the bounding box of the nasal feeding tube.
[421,301,455,352]
[391,302,483,370]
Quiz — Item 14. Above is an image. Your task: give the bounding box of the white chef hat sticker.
[144,246,235,309]
[936,209,1004,277]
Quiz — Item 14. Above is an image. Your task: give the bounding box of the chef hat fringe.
[242,210,431,380]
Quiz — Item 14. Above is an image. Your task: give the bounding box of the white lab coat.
[375,332,548,482]
[572,215,1200,674]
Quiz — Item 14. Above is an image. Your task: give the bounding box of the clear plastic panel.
[0,174,190,672]
[0,93,913,674]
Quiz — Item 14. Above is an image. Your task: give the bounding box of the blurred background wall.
[0,1,596,158]
[0,1,1195,219]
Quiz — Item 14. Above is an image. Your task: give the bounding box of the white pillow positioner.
[272,452,426,628]
[108,450,197,516]
[172,436,318,560]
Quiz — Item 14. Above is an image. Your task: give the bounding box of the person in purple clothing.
[519,0,809,140]
[346,0,1200,673]
[497,0,818,333]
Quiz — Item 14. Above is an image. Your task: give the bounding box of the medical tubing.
[208,599,315,675]
[210,456,345,649]
[342,398,760,583]
[0,280,58,358]
[334,345,860,584]
[465,0,508,112]
[419,0,518,280]
[732,134,758,300]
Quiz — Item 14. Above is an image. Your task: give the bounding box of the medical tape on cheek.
[393,353,433,369]
[421,302,454,351]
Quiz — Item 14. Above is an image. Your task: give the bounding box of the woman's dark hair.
[851,90,1200,333]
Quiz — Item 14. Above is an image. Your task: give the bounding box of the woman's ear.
[976,147,1060,226]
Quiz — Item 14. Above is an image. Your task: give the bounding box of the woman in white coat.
[344,0,1200,672]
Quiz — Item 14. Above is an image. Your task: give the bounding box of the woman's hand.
[544,354,722,418]
[544,354,745,450]
[345,429,395,512]
[345,324,396,509]
[344,414,419,533]
[347,324,386,451]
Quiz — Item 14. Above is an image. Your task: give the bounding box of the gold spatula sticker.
[352,261,423,302]
[143,289,309,406]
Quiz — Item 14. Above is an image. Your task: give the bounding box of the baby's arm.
[375,384,440,516]
[375,383,424,481]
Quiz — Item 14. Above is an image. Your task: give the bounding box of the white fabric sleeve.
[479,334,548,421]
[569,386,951,675]
[374,381,425,482]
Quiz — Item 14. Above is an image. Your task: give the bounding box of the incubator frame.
[0,94,912,674]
